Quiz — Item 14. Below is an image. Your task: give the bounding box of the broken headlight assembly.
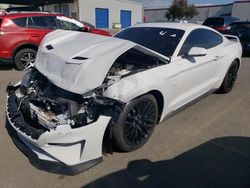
[12,68,122,133]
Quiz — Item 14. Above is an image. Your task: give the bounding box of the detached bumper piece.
[7,92,45,139]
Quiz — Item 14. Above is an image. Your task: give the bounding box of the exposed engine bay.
[98,47,167,93]
[16,69,122,133]
[12,45,166,137]
[107,47,167,78]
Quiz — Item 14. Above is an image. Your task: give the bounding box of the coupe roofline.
[133,22,214,32]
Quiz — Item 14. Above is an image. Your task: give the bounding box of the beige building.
[0,0,143,28]
[44,0,143,28]
[0,3,8,9]
[232,1,250,21]
[144,0,250,23]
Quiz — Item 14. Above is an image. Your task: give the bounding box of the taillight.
[214,26,226,32]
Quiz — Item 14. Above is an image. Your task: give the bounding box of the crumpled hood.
[35,30,136,94]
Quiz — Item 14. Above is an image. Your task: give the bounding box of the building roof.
[144,0,250,11]
[0,12,63,18]
[118,0,143,6]
[0,0,73,5]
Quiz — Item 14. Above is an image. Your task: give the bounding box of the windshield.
[56,16,83,31]
[115,27,184,57]
[83,21,95,28]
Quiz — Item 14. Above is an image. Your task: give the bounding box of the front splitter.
[5,121,103,175]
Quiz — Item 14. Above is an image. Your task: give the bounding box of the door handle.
[213,56,219,61]
[31,34,39,37]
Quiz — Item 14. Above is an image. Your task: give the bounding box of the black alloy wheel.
[112,94,158,152]
[20,52,36,67]
[123,100,157,146]
[217,60,239,94]
[14,48,37,71]
[227,62,238,88]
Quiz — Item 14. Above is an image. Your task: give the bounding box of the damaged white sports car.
[6,23,242,175]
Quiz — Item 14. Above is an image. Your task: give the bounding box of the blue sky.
[132,0,234,7]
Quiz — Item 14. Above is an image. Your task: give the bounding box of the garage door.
[120,10,131,28]
[95,8,109,28]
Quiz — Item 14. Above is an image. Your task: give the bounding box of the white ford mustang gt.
[6,23,242,175]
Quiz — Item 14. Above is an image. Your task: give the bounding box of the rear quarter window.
[225,18,237,25]
[29,16,57,29]
[11,17,27,28]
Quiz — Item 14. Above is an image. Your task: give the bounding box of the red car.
[81,21,112,36]
[0,12,111,70]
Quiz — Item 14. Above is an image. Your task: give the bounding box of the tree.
[165,0,198,21]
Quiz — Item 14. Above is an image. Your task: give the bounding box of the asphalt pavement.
[0,58,250,188]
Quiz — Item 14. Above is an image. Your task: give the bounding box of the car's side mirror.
[187,47,207,57]
[81,26,90,32]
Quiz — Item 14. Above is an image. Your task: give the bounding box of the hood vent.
[72,56,88,60]
[46,45,54,50]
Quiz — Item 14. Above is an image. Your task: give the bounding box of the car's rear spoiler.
[224,34,240,42]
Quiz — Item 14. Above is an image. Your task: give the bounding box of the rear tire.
[217,60,239,94]
[112,94,158,152]
[14,48,37,71]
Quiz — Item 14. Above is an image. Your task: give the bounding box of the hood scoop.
[65,56,89,65]
[72,56,88,60]
[46,45,54,50]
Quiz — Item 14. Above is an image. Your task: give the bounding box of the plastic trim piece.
[0,58,12,64]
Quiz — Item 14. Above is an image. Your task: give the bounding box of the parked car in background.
[5,6,41,13]
[203,16,240,33]
[225,22,250,55]
[81,21,111,36]
[6,23,242,175]
[0,12,111,70]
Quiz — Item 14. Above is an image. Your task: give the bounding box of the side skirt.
[162,89,217,122]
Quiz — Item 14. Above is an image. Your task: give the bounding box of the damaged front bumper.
[6,85,111,175]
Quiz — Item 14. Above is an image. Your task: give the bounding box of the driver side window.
[178,29,223,56]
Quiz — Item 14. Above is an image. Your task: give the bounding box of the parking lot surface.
[0,58,250,188]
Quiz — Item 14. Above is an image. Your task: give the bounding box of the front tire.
[112,94,158,152]
[14,48,37,71]
[217,60,239,94]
